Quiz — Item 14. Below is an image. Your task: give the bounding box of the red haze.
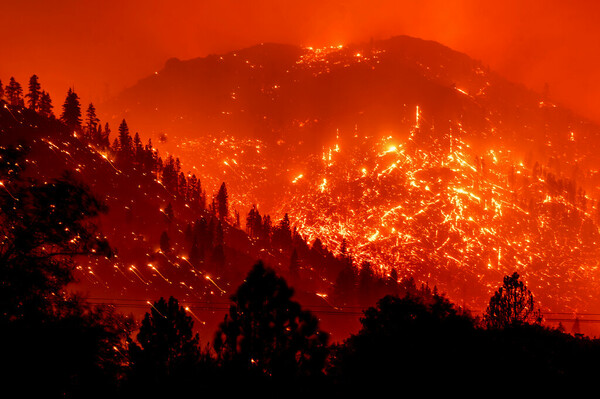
[1,1,600,122]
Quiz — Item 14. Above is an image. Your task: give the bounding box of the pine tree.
[117,119,133,157]
[234,210,240,228]
[133,132,143,163]
[94,123,103,147]
[161,156,178,193]
[262,215,272,241]
[188,175,199,208]
[216,182,228,221]
[273,213,292,248]
[111,138,120,153]
[85,103,100,137]
[0,78,4,101]
[102,123,111,149]
[178,172,187,200]
[60,88,82,130]
[142,139,155,171]
[26,74,41,111]
[38,91,53,118]
[6,77,24,107]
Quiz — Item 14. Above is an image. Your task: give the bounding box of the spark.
[205,275,226,294]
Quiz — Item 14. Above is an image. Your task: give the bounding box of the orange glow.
[3,1,600,125]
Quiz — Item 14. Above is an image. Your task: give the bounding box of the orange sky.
[2,0,600,123]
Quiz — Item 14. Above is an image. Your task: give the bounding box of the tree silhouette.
[85,103,100,136]
[214,261,328,380]
[117,119,133,158]
[0,147,125,397]
[60,88,82,130]
[38,90,53,118]
[272,213,292,248]
[0,78,4,100]
[4,296,133,398]
[330,292,476,392]
[0,147,110,320]
[484,272,542,329]
[128,297,201,393]
[5,77,24,107]
[26,74,41,111]
[216,182,228,220]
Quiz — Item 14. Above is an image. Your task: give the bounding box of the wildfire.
[280,120,600,312]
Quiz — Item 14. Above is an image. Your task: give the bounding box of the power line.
[85,298,599,320]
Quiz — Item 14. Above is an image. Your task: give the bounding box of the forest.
[2,75,600,397]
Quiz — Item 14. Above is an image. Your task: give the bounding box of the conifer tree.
[26,74,41,111]
[38,91,53,118]
[143,139,155,171]
[133,132,143,162]
[161,156,178,193]
[60,88,82,130]
[117,119,133,157]
[216,182,228,221]
[273,213,292,248]
[262,215,272,241]
[188,175,199,207]
[0,78,4,101]
[178,172,187,200]
[102,123,111,149]
[246,206,259,237]
[85,103,99,137]
[6,77,24,107]
[111,137,120,153]
[94,123,103,147]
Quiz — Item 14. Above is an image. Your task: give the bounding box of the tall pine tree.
[6,77,24,107]
[117,119,133,158]
[60,88,82,130]
[85,103,100,137]
[26,74,41,111]
[216,182,228,221]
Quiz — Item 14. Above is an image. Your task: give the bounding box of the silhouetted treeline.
[0,146,132,398]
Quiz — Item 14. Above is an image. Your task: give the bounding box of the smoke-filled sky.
[2,0,600,123]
